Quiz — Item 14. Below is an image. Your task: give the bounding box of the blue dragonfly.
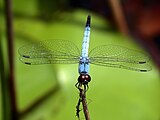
[18,15,151,90]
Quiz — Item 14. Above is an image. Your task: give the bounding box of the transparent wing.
[89,45,151,72]
[90,61,151,72]
[18,40,80,65]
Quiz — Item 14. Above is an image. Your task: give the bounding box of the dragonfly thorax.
[78,57,90,74]
[79,57,90,63]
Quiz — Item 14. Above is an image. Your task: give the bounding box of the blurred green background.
[0,0,160,120]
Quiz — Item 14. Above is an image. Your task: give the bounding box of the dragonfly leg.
[76,98,82,119]
[75,82,79,89]
[83,84,89,93]
[87,84,89,91]
[75,82,83,90]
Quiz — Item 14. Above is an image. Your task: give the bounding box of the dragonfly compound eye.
[78,74,91,85]
[78,74,85,83]
[85,74,91,82]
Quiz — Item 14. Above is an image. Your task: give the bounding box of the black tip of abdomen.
[85,15,91,27]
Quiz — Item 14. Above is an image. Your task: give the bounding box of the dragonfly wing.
[19,57,79,65]
[90,61,151,72]
[18,40,80,65]
[89,45,149,64]
[89,45,151,72]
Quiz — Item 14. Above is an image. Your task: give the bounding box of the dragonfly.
[18,15,151,90]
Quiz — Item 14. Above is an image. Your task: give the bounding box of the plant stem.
[0,33,10,120]
[4,0,18,119]
[79,88,90,120]
[76,86,90,120]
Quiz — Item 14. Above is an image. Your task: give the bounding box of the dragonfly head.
[78,73,91,85]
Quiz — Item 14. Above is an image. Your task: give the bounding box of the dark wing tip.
[139,61,146,64]
[25,62,31,65]
[140,70,147,72]
[23,55,30,58]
